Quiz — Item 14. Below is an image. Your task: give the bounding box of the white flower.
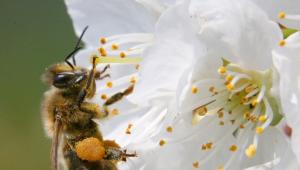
[272,31,300,166]
[127,0,300,169]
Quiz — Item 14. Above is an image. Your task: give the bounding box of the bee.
[41,26,137,170]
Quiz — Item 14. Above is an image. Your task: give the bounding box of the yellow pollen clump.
[258,115,267,123]
[106,81,113,88]
[135,64,140,70]
[226,75,234,82]
[100,37,107,44]
[111,108,119,116]
[201,144,207,150]
[159,140,166,146]
[101,94,108,100]
[256,126,264,135]
[111,44,119,50]
[229,145,238,152]
[192,86,199,94]
[193,161,199,169]
[125,124,133,134]
[278,11,286,19]
[217,166,224,170]
[75,137,105,161]
[279,40,286,47]
[130,77,137,84]
[166,126,173,133]
[226,83,234,91]
[245,144,257,158]
[218,66,227,74]
[240,124,245,129]
[120,51,126,58]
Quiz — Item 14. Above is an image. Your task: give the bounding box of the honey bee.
[41,27,137,170]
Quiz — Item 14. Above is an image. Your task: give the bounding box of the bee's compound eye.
[75,137,105,161]
[53,72,75,88]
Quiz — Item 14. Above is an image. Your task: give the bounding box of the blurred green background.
[0,0,76,169]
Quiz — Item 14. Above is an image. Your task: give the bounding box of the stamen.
[106,81,113,88]
[218,66,227,75]
[229,145,238,152]
[245,144,256,158]
[193,161,200,168]
[258,115,267,123]
[111,44,119,50]
[100,37,107,44]
[279,40,286,47]
[278,11,300,20]
[192,86,199,94]
[120,51,126,58]
[255,126,264,135]
[101,94,108,100]
[126,124,133,134]
[217,166,224,170]
[111,108,119,116]
[159,140,166,146]
[166,126,173,133]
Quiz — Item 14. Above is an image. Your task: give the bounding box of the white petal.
[64,0,156,46]
[129,1,201,105]
[273,31,300,165]
[189,0,283,70]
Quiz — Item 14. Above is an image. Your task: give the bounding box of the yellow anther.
[278,11,286,19]
[217,166,224,170]
[244,112,251,119]
[98,47,107,57]
[125,124,133,134]
[218,111,224,118]
[106,81,113,88]
[226,83,234,91]
[100,94,108,100]
[256,126,264,135]
[229,145,238,152]
[218,66,227,74]
[111,108,119,116]
[240,124,245,129]
[120,51,126,58]
[206,142,213,149]
[166,126,173,133]
[194,106,207,116]
[245,144,256,158]
[226,75,234,82]
[111,44,119,50]
[201,144,207,150]
[135,64,140,70]
[130,77,137,84]
[159,140,166,146]
[258,115,267,123]
[209,86,215,92]
[100,37,107,44]
[279,40,286,47]
[251,99,258,107]
[193,161,199,169]
[192,86,199,94]
[245,85,254,93]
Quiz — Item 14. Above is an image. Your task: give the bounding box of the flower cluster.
[64,0,300,169]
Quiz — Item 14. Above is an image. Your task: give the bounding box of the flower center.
[191,59,282,158]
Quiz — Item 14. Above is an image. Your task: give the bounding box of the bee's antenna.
[64,47,82,70]
[72,26,89,66]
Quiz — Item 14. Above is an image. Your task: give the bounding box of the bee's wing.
[51,115,62,170]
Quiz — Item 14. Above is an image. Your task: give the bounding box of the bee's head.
[42,63,87,89]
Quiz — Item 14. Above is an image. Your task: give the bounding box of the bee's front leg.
[103,85,134,115]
